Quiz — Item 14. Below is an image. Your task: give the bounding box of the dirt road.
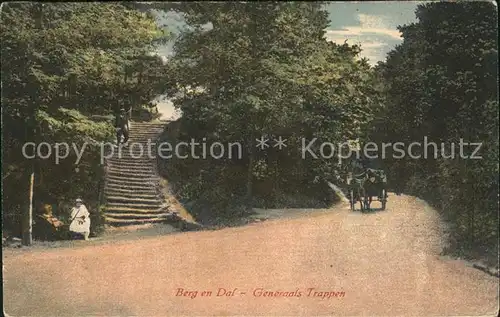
[3,194,498,316]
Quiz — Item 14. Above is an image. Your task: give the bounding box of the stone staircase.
[103,121,173,226]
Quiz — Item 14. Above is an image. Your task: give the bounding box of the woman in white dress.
[69,198,91,240]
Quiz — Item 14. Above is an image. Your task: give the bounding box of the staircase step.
[127,136,163,138]
[106,160,156,166]
[105,217,172,226]
[108,144,158,150]
[106,143,157,148]
[128,132,164,135]
[106,174,157,181]
[106,170,156,178]
[105,183,158,191]
[104,182,158,190]
[130,122,167,126]
[106,164,155,170]
[105,212,170,219]
[104,189,158,197]
[105,206,171,214]
[105,207,168,214]
[127,135,162,139]
[126,140,161,143]
[128,131,164,135]
[106,153,155,160]
[107,165,154,172]
[105,188,158,199]
[107,152,158,159]
[106,162,156,169]
[126,140,159,144]
[106,203,164,210]
[106,159,156,165]
[106,196,162,204]
[130,124,166,128]
[130,124,165,128]
[106,179,158,187]
[107,153,157,159]
[129,127,165,131]
[106,180,159,188]
[106,159,155,166]
[127,132,164,136]
[105,188,157,195]
[106,153,156,159]
[128,132,165,135]
[127,135,163,138]
[127,137,161,140]
[106,155,157,161]
[106,173,157,179]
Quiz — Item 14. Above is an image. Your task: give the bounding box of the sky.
[155,2,422,64]
[153,1,422,120]
[323,1,421,65]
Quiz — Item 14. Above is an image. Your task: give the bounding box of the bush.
[90,205,106,236]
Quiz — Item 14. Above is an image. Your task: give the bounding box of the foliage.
[1,3,168,237]
[368,1,498,261]
[156,3,381,220]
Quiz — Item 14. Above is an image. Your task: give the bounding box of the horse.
[346,161,388,211]
[360,168,388,210]
[347,170,368,211]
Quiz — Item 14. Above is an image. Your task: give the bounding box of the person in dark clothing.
[115,107,130,145]
[33,204,65,241]
[358,156,379,170]
[351,156,368,174]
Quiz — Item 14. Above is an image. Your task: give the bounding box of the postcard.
[2,1,498,316]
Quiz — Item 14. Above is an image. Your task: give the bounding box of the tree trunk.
[21,3,44,246]
[468,204,475,249]
[273,148,279,198]
[245,133,255,207]
[22,170,34,246]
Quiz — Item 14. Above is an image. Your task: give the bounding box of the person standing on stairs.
[115,107,130,145]
[69,198,91,240]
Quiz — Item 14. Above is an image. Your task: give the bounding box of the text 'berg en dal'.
[175,287,346,299]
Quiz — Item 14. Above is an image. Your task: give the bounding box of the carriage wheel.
[364,198,371,211]
[381,189,387,210]
[359,197,365,212]
[349,190,355,211]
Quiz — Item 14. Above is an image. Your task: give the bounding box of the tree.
[1,3,170,237]
[156,2,380,218]
[369,1,498,259]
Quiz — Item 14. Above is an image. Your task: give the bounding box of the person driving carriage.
[351,156,369,173]
[352,155,380,172]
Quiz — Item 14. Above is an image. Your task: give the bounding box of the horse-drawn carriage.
[346,161,388,211]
